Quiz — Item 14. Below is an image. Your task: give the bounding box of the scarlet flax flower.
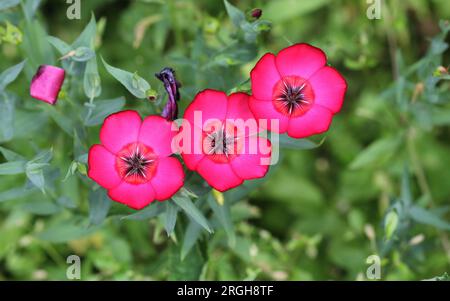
[30,65,65,105]
[88,110,184,209]
[249,43,347,138]
[179,90,271,192]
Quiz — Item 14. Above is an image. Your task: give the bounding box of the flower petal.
[309,66,347,113]
[138,115,178,157]
[100,110,142,154]
[250,53,281,101]
[287,105,333,139]
[108,181,155,210]
[30,65,65,105]
[248,96,289,133]
[180,119,205,170]
[183,89,228,128]
[230,136,271,180]
[275,43,326,79]
[150,157,184,201]
[226,92,259,137]
[197,158,243,192]
[87,144,122,189]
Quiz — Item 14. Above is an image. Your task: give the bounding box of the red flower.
[249,43,347,138]
[30,65,65,105]
[88,110,184,210]
[179,90,271,192]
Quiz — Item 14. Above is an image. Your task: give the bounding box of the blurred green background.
[0,0,449,280]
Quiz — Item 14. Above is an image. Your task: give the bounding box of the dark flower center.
[116,143,157,184]
[202,122,242,163]
[272,75,314,117]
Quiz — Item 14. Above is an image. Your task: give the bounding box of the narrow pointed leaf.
[0,60,26,91]
[88,189,111,225]
[207,194,235,246]
[181,220,202,259]
[101,57,150,99]
[164,201,178,236]
[410,206,450,231]
[173,194,212,233]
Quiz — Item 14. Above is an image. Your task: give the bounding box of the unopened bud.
[251,8,262,19]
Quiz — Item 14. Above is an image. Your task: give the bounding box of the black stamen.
[121,149,154,179]
[276,81,309,115]
[207,126,234,156]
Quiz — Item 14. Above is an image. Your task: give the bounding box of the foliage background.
[0,0,449,280]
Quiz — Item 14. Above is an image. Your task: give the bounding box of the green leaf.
[0,146,25,161]
[409,206,450,231]
[73,14,97,49]
[0,161,25,175]
[25,163,46,192]
[101,57,150,99]
[170,239,204,280]
[277,134,322,150]
[212,42,258,66]
[22,0,41,21]
[401,166,412,207]
[88,189,111,225]
[21,19,55,74]
[207,194,235,246]
[83,56,102,99]
[0,93,15,142]
[181,220,202,260]
[24,149,52,192]
[57,196,76,209]
[30,148,53,164]
[47,36,71,55]
[121,202,164,220]
[223,0,246,28]
[22,199,61,215]
[38,220,100,243]
[349,136,401,169]
[62,161,77,182]
[0,186,36,203]
[384,210,399,240]
[0,60,26,91]
[44,105,75,136]
[13,111,47,139]
[164,201,178,236]
[84,97,125,126]
[0,0,20,10]
[172,193,212,233]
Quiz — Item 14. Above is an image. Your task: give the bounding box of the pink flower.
[30,65,65,105]
[180,90,271,192]
[249,43,347,138]
[88,110,184,210]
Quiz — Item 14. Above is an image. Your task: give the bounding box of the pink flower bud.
[251,8,262,19]
[30,65,65,105]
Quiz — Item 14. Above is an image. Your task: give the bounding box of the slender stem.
[406,127,432,203]
[84,94,95,122]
